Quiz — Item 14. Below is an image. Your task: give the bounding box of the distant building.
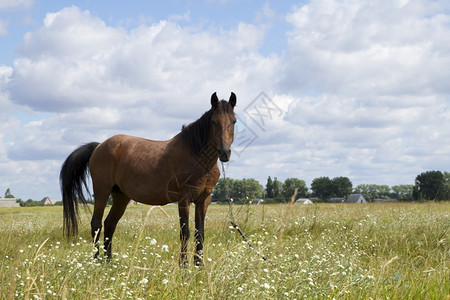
[252,199,264,205]
[0,198,20,207]
[346,194,367,203]
[41,197,53,205]
[329,198,345,203]
[295,198,313,204]
[373,198,396,203]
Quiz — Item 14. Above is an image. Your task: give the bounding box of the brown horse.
[60,92,236,266]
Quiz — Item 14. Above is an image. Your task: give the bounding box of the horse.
[60,92,236,267]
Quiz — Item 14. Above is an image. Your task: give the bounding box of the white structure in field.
[346,194,367,203]
[295,198,313,204]
[0,198,20,207]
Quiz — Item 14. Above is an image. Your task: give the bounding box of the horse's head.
[210,92,237,162]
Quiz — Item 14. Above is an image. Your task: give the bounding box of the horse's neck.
[172,133,218,174]
[193,141,219,173]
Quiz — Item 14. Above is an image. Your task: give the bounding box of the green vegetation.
[0,203,448,299]
[218,170,449,203]
[4,188,15,198]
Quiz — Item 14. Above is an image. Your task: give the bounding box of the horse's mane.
[181,100,233,155]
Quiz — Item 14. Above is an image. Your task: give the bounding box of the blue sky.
[0,0,449,200]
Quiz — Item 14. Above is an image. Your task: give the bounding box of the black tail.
[60,142,100,237]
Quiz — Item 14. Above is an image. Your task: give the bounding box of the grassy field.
[0,202,448,299]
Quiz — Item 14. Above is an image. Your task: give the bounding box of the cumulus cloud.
[0,0,33,11]
[9,6,273,116]
[257,0,450,187]
[281,0,450,97]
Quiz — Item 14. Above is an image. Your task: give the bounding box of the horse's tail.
[60,142,100,237]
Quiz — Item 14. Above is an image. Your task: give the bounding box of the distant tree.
[212,178,263,204]
[311,177,333,201]
[443,172,450,200]
[391,185,414,201]
[353,184,370,200]
[212,178,234,202]
[414,171,445,201]
[272,177,282,199]
[282,178,308,202]
[266,176,274,198]
[19,199,40,207]
[354,184,391,201]
[4,188,15,198]
[378,185,391,198]
[331,177,353,198]
[233,178,263,203]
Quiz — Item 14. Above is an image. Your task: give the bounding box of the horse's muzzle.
[218,149,231,162]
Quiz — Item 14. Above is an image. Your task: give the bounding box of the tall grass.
[0,203,448,299]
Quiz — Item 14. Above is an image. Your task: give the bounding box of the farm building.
[252,199,264,205]
[346,194,367,203]
[295,198,313,204]
[329,197,345,203]
[41,197,52,205]
[0,198,20,207]
[373,198,396,203]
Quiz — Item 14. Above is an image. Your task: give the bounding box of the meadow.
[0,202,448,299]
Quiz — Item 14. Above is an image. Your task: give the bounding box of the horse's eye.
[232,120,237,125]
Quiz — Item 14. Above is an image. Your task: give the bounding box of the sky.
[0,0,449,201]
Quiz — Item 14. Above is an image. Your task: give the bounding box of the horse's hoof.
[194,257,204,267]
[179,257,189,269]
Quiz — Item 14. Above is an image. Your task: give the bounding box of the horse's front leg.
[194,195,210,266]
[178,202,190,268]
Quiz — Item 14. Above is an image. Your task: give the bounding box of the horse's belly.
[123,172,211,206]
[120,175,174,205]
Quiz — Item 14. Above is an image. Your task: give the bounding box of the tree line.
[4,170,448,205]
[212,170,450,203]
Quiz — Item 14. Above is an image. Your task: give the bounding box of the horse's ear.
[211,92,219,108]
[229,92,236,108]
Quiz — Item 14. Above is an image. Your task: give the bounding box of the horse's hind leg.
[104,191,129,260]
[91,191,109,259]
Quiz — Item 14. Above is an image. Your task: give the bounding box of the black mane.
[181,100,233,155]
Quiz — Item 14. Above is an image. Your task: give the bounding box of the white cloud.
[0,20,7,36]
[0,0,33,11]
[249,0,450,188]
[281,0,450,97]
[9,7,273,115]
